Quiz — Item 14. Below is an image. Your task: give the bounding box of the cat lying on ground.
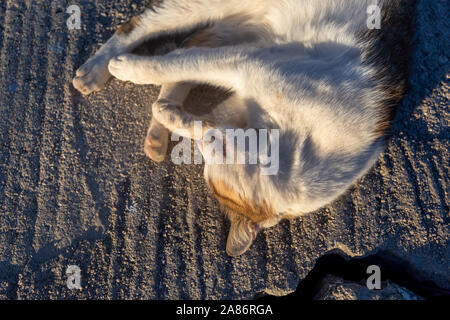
[73,0,414,256]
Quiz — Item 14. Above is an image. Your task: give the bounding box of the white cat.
[73,0,413,256]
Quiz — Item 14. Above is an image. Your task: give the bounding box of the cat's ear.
[226,214,260,257]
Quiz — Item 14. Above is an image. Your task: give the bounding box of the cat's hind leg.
[107,46,249,89]
[73,0,260,95]
[72,0,211,95]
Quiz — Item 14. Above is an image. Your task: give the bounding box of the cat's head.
[197,129,282,257]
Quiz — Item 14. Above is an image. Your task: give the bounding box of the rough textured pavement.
[0,0,448,299]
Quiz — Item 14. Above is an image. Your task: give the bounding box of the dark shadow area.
[258,250,450,300]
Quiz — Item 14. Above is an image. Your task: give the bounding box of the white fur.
[74,0,391,255]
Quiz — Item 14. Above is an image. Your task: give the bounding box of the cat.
[73,0,414,256]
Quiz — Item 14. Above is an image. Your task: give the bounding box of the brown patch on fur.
[183,13,260,49]
[116,15,142,35]
[359,0,416,137]
[183,25,227,48]
[208,178,275,223]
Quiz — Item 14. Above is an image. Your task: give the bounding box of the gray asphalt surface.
[0,0,448,299]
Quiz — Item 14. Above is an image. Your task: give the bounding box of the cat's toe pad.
[109,54,161,85]
[108,54,145,84]
[144,135,168,162]
[144,120,170,163]
[73,56,111,95]
[152,100,183,126]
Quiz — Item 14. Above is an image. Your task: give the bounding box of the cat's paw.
[144,119,169,163]
[108,54,151,85]
[73,55,111,95]
[151,99,184,129]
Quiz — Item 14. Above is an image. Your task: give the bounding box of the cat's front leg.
[152,100,197,137]
[145,82,193,162]
[152,99,215,138]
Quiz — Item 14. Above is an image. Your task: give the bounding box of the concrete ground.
[0,0,448,299]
